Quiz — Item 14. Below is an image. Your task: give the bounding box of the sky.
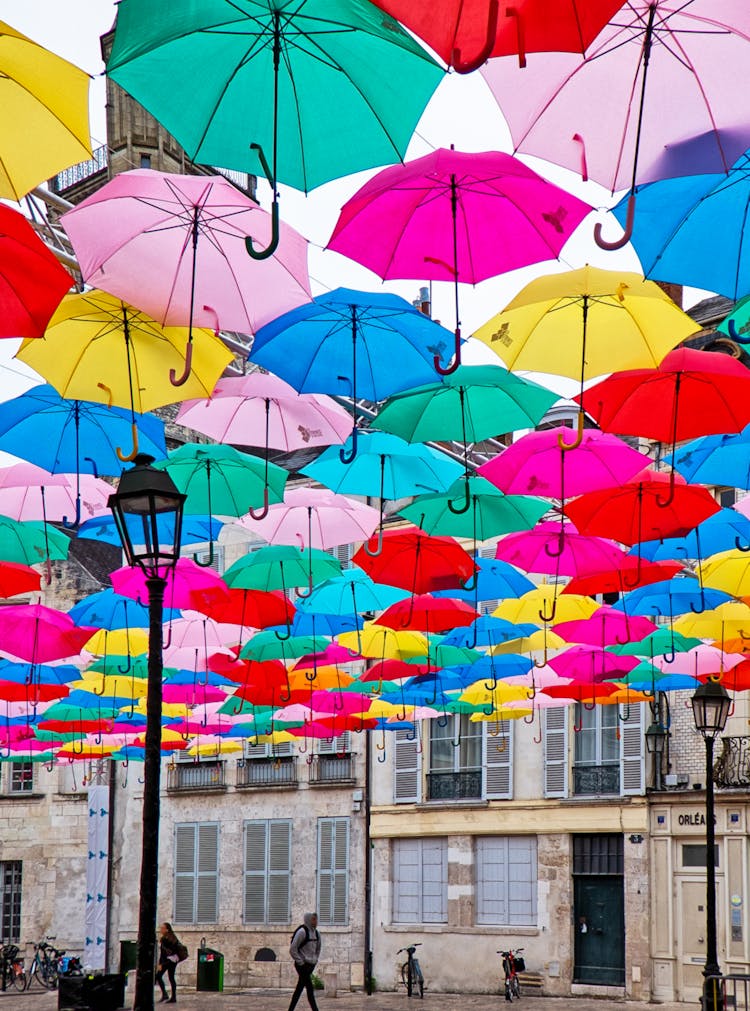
[1,1,705,401]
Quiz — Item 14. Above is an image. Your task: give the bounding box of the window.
[311,734,354,784]
[476,837,537,926]
[8,762,33,794]
[574,705,620,795]
[238,741,296,787]
[427,716,512,801]
[244,820,291,924]
[573,834,624,875]
[0,861,21,943]
[139,154,151,169]
[393,838,447,924]
[682,844,720,868]
[174,823,219,924]
[317,818,349,926]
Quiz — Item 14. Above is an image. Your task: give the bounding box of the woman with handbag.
[156,922,183,1003]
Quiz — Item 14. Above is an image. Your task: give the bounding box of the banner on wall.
[84,784,109,970]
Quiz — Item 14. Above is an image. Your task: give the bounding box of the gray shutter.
[394,728,422,803]
[332,543,354,569]
[196,824,219,922]
[392,840,420,923]
[620,701,645,796]
[317,819,334,924]
[544,707,569,798]
[270,740,294,759]
[244,821,268,923]
[479,544,500,614]
[268,820,292,923]
[483,720,513,799]
[174,824,196,923]
[421,839,447,923]
[318,732,351,755]
[332,818,349,925]
[475,837,508,925]
[507,837,537,925]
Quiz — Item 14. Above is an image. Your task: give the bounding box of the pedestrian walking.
[288,912,322,1011]
[155,921,183,1003]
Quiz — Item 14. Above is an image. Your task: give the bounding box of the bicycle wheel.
[10,968,27,992]
[415,964,424,999]
[511,975,521,999]
[401,961,411,994]
[505,977,513,1002]
[39,963,58,990]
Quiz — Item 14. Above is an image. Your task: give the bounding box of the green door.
[573,876,625,985]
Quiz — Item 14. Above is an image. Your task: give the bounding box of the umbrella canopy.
[111,558,229,612]
[670,428,750,492]
[0,605,96,664]
[223,545,342,594]
[563,558,685,597]
[0,20,92,200]
[495,522,626,578]
[702,550,750,600]
[0,516,69,566]
[375,595,479,633]
[237,487,379,550]
[353,528,476,594]
[555,606,657,647]
[297,570,408,617]
[494,586,598,626]
[0,464,111,525]
[432,557,534,604]
[107,0,442,194]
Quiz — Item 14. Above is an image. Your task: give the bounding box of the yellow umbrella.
[84,628,149,657]
[352,698,404,719]
[0,21,92,200]
[493,586,598,626]
[186,739,244,757]
[674,601,750,640]
[702,550,750,599]
[473,266,697,446]
[491,629,566,654]
[17,290,232,461]
[469,707,533,722]
[459,683,531,705]
[339,624,428,660]
[69,676,147,699]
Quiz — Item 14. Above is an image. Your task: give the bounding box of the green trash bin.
[197,948,224,992]
[119,941,137,973]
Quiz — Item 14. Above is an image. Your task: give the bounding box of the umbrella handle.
[44,558,52,586]
[451,0,499,73]
[436,712,449,728]
[533,719,543,745]
[447,478,471,515]
[727,319,750,344]
[363,525,385,558]
[62,497,82,531]
[247,487,270,521]
[594,193,636,251]
[558,412,584,451]
[735,536,750,553]
[689,592,706,615]
[169,342,193,387]
[84,456,99,479]
[193,541,215,568]
[544,528,566,558]
[117,653,132,675]
[538,601,556,622]
[245,144,280,260]
[339,426,358,464]
[273,621,292,641]
[434,327,461,376]
[655,469,676,508]
[115,423,140,463]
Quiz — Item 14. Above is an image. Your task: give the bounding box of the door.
[573,876,625,985]
[676,877,725,1002]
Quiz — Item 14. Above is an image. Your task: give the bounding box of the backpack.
[175,943,188,964]
[291,925,311,947]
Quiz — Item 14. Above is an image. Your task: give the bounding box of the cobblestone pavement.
[0,984,694,1011]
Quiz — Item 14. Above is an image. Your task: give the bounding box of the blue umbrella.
[441,615,538,649]
[252,288,456,462]
[615,577,732,618]
[283,611,363,637]
[0,660,79,685]
[433,556,534,605]
[77,513,223,549]
[634,509,750,562]
[453,653,534,687]
[670,429,750,490]
[296,570,408,617]
[611,151,750,300]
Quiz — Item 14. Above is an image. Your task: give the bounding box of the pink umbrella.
[161,612,242,669]
[652,645,745,679]
[61,169,311,385]
[495,521,627,577]
[176,374,352,452]
[308,690,371,715]
[327,148,592,372]
[111,558,229,613]
[0,463,111,525]
[237,486,380,550]
[161,684,228,706]
[555,605,657,647]
[547,645,640,682]
[0,605,97,664]
[294,644,362,670]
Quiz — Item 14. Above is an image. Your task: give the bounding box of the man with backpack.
[288,912,322,1011]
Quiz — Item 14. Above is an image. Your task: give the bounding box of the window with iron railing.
[167,760,226,792]
[309,734,354,785]
[237,741,297,788]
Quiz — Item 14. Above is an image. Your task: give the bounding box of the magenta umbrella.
[111,558,229,614]
[237,486,380,551]
[547,645,640,682]
[0,605,97,664]
[0,463,111,526]
[481,2,750,249]
[61,169,311,386]
[495,521,627,577]
[176,373,352,453]
[327,148,592,372]
[555,605,658,647]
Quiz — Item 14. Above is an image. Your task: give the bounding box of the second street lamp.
[109,455,185,1011]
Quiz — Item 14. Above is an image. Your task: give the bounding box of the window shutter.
[394,728,422,803]
[483,720,513,799]
[244,821,268,923]
[270,740,294,759]
[196,824,219,922]
[193,545,225,574]
[174,825,196,923]
[544,707,569,798]
[318,732,351,755]
[508,837,537,925]
[620,701,644,796]
[317,818,334,925]
[332,818,349,926]
[478,544,499,614]
[332,543,354,569]
[420,839,447,924]
[476,837,508,925]
[392,840,420,923]
[268,820,292,923]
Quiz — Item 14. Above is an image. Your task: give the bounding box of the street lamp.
[645,720,668,791]
[691,680,731,1011]
[109,455,185,1011]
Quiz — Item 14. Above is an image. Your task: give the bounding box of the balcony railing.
[236,757,297,788]
[309,754,355,785]
[714,736,750,788]
[167,761,225,792]
[52,144,109,192]
[573,763,620,797]
[426,769,482,801]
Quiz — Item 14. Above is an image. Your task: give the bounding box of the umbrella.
[0,205,72,338]
[702,550,750,601]
[563,558,685,598]
[0,463,111,528]
[555,606,657,647]
[494,521,626,577]
[111,558,229,613]
[0,20,92,200]
[674,601,750,641]
[670,428,750,492]
[16,290,232,462]
[338,624,428,661]
[547,645,640,682]
[432,557,533,604]
[77,513,222,550]
[251,288,458,458]
[176,373,351,453]
[68,589,176,631]
[494,585,598,626]
[0,516,69,569]
[61,169,312,385]
[375,595,479,633]
[481,2,750,248]
[353,528,476,595]
[296,571,407,618]
[0,562,40,598]
[203,589,294,633]
[637,509,750,563]
[0,605,96,664]
[223,545,342,598]
[368,0,623,72]
[441,616,538,649]
[616,577,731,621]
[328,149,592,370]
[236,487,379,551]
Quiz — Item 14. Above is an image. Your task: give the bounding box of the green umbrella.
[607,628,702,658]
[108,0,442,257]
[0,516,69,575]
[405,638,482,669]
[224,544,342,603]
[239,631,330,663]
[401,475,548,540]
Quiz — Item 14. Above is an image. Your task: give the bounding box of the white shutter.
[174,825,196,923]
[393,840,420,923]
[244,821,268,923]
[317,819,334,925]
[476,837,537,926]
[620,702,645,796]
[478,544,499,613]
[318,732,351,755]
[544,707,569,798]
[196,824,219,922]
[270,740,294,759]
[192,544,225,574]
[394,728,422,803]
[420,838,447,923]
[508,837,537,925]
[332,818,349,926]
[268,820,292,923]
[483,720,513,799]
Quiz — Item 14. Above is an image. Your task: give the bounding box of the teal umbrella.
[108,0,443,257]
[224,544,342,604]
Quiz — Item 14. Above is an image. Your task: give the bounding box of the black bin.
[59,975,126,1011]
[119,941,137,973]
[197,948,224,992]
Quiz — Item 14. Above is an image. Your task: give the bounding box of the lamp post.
[645,720,668,791]
[691,680,732,1011]
[109,455,185,1011]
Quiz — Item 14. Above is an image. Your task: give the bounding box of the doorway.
[572,835,625,986]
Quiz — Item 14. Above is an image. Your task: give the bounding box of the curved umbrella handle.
[434,327,461,376]
[544,528,566,559]
[689,589,707,615]
[539,600,557,623]
[558,412,584,451]
[436,712,449,728]
[273,620,293,641]
[116,423,140,463]
[247,487,270,521]
[727,319,750,344]
[245,144,280,260]
[622,551,643,589]
[451,0,499,73]
[62,496,82,531]
[169,342,194,388]
[363,525,385,558]
[117,652,132,675]
[193,540,215,568]
[533,719,543,745]
[656,469,676,508]
[339,426,358,464]
[83,456,99,479]
[594,193,636,251]
[735,536,750,553]
[447,478,471,515]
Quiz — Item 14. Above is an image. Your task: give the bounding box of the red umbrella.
[353,527,476,594]
[375,595,478,632]
[541,681,622,703]
[203,588,294,630]
[359,659,432,682]
[0,561,42,598]
[369,0,623,72]
[0,681,68,702]
[0,204,72,339]
[563,558,684,596]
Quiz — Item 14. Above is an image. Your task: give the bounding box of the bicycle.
[398,943,424,999]
[0,944,26,992]
[27,939,61,990]
[499,947,525,1002]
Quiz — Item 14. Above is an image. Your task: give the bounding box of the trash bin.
[119,941,137,974]
[58,975,126,1011]
[197,948,224,992]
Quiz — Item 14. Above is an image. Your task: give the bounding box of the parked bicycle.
[27,938,62,990]
[0,944,26,992]
[398,943,425,999]
[499,947,525,1002]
